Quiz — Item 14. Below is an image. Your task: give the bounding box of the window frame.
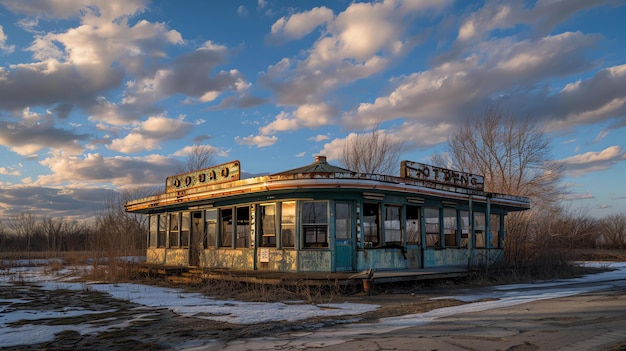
[169,212,180,248]
[425,207,441,248]
[281,201,296,248]
[405,205,421,245]
[259,203,277,247]
[335,202,352,241]
[301,200,329,248]
[384,205,403,245]
[362,202,381,248]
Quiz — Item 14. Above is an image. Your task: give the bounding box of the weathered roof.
[273,155,353,175]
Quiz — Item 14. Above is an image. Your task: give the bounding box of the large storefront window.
[260,204,276,247]
[475,212,486,248]
[281,201,295,248]
[180,212,190,247]
[384,206,402,245]
[149,215,158,247]
[205,209,217,247]
[460,210,469,247]
[158,215,167,248]
[363,203,381,247]
[302,201,328,248]
[169,212,180,247]
[335,202,352,240]
[220,208,233,248]
[425,208,440,247]
[443,208,458,247]
[406,205,420,245]
[236,206,250,248]
[490,214,501,248]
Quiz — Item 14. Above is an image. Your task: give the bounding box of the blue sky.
[0,0,625,220]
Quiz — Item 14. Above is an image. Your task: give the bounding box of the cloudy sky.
[0,0,625,220]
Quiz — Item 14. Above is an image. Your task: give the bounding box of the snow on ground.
[0,263,378,347]
[1,261,626,348]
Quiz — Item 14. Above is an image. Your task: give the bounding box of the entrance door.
[334,202,354,271]
[190,211,204,266]
[406,205,422,268]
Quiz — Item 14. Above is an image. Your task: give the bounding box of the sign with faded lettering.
[260,248,269,263]
[400,161,484,191]
[166,160,240,193]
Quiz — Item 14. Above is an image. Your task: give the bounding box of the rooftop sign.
[166,160,240,193]
[400,161,484,191]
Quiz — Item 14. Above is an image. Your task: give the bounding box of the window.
[335,202,352,240]
[363,203,381,247]
[384,206,402,245]
[158,215,167,248]
[180,212,190,247]
[302,201,328,248]
[490,214,501,248]
[205,209,217,247]
[406,206,420,245]
[149,215,158,247]
[236,206,250,248]
[475,212,486,248]
[169,212,180,247]
[460,210,469,247]
[281,202,295,248]
[220,208,233,248]
[443,208,458,247]
[425,208,440,247]
[260,204,277,247]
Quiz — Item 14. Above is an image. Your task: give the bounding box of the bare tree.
[431,107,563,210]
[431,107,565,270]
[41,217,63,253]
[341,123,404,175]
[7,213,39,261]
[599,213,626,249]
[92,187,152,280]
[178,144,217,173]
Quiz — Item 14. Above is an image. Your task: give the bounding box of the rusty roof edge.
[125,172,530,212]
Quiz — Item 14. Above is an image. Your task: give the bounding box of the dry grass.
[184,276,344,304]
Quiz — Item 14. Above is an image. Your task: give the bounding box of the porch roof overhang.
[125,171,530,214]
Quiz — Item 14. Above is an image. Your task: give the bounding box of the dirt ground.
[0,277,473,351]
[2,253,626,351]
[4,278,625,351]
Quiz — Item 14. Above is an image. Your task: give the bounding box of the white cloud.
[309,134,330,142]
[343,31,601,130]
[260,0,450,118]
[235,134,278,148]
[108,115,195,153]
[0,167,21,176]
[563,192,595,201]
[0,25,15,53]
[593,130,609,144]
[173,144,229,158]
[237,5,248,17]
[557,145,626,177]
[0,114,87,156]
[269,6,334,42]
[36,152,179,188]
[319,135,351,161]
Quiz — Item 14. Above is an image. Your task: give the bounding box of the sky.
[1,260,625,348]
[0,0,625,220]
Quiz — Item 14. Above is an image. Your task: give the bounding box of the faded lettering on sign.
[166,160,240,192]
[400,161,484,191]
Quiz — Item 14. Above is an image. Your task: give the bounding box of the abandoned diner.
[125,156,530,273]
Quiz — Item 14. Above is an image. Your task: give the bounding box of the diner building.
[125,156,530,273]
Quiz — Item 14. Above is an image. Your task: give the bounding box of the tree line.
[1,113,624,272]
[0,190,147,260]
